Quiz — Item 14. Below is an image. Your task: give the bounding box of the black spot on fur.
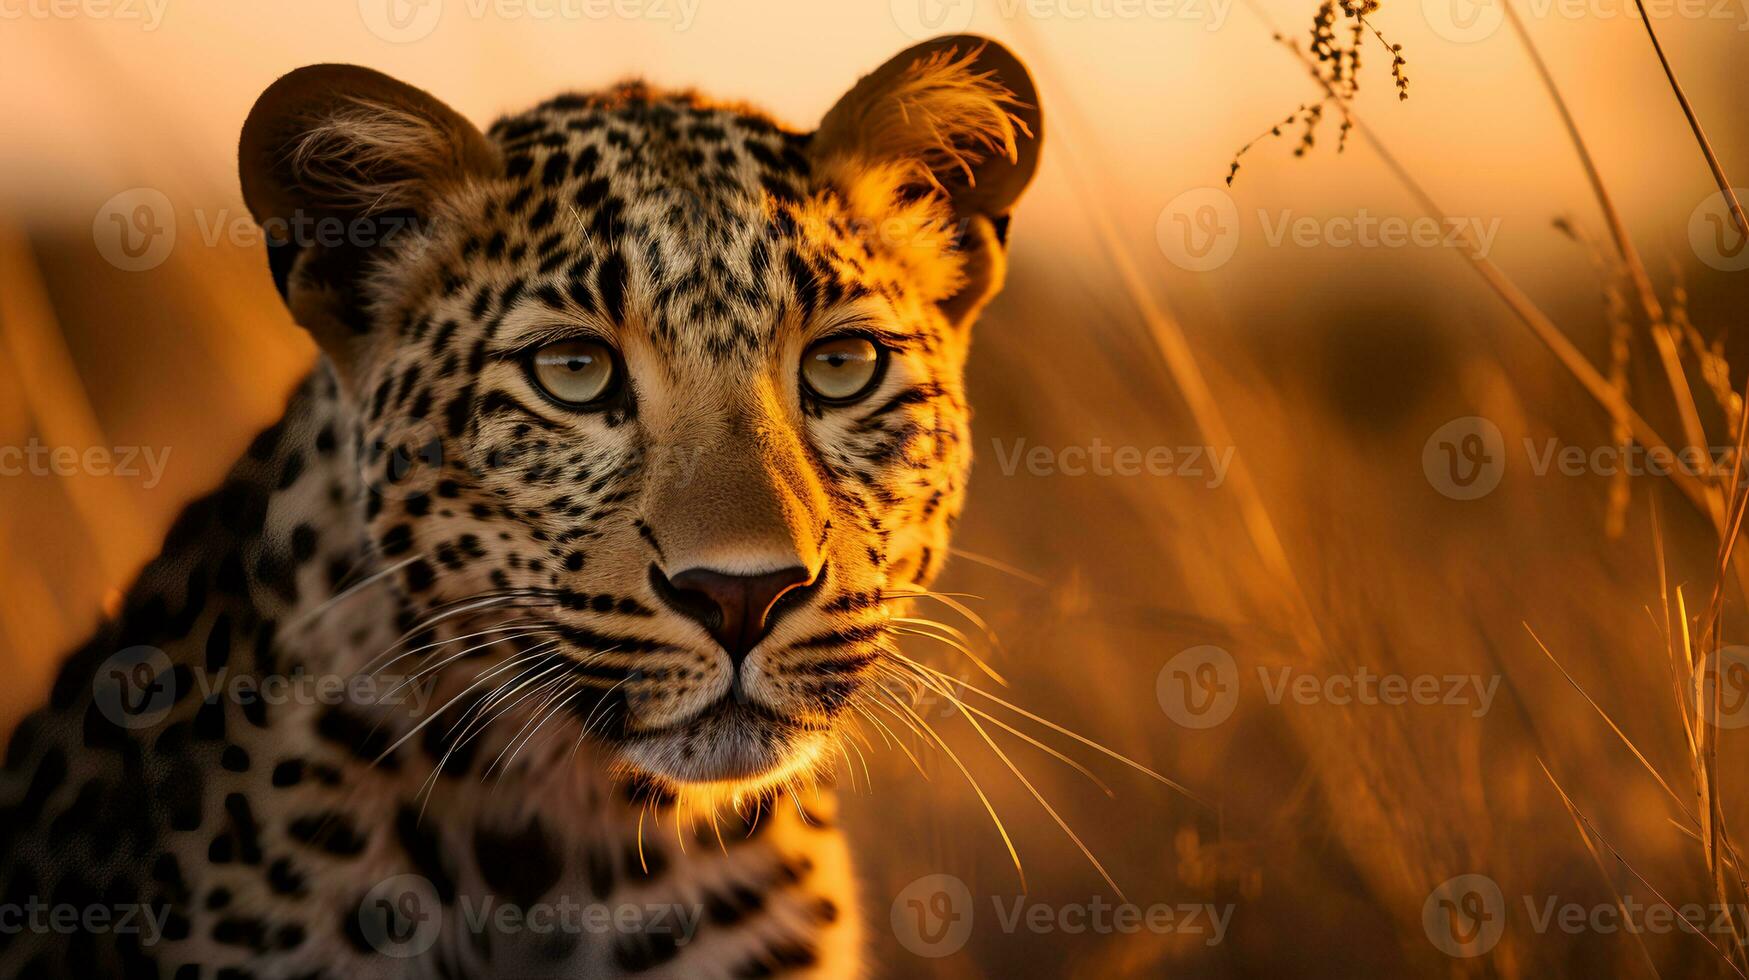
[474,819,563,907]
[288,812,370,856]
[315,706,400,771]
[395,805,457,902]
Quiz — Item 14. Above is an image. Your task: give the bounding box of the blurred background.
[3,0,1748,975]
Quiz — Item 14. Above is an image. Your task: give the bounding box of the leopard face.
[239,37,1041,797]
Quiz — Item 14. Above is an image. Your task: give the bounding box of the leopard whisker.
[789,779,817,828]
[489,644,622,777]
[868,682,1027,893]
[522,679,606,763]
[395,593,560,633]
[945,547,1048,586]
[369,623,557,687]
[871,661,1113,797]
[572,675,634,751]
[377,639,563,768]
[832,731,859,794]
[288,553,422,629]
[851,702,930,780]
[458,656,573,746]
[357,625,559,754]
[892,619,1008,686]
[880,588,995,640]
[880,659,1127,900]
[422,657,576,806]
[435,648,569,749]
[840,716,875,793]
[357,593,554,677]
[487,673,582,780]
[888,650,1209,808]
[412,646,570,820]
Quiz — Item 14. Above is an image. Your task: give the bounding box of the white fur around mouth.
[619,697,830,788]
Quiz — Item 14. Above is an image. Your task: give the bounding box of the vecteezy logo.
[92,645,177,729]
[1422,873,1505,957]
[1157,645,1240,729]
[1688,189,1749,273]
[359,0,443,43]
[1422,416,1505,500]
[1422,0,1504,43]
[890,0,976,39]
[1156,188,1240,272]
[357,874,442,957]
[1697,646,1749,730]
[891,873,974,958]
[93,188,176,272]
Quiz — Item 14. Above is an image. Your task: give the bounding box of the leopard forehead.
[378,82,963,374]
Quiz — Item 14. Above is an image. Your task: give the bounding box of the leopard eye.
[801,336,885,404]
[529,339,619,407]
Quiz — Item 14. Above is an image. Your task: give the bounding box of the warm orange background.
[4,1,1748,975]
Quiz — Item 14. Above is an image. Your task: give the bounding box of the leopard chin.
[616,698,837,793]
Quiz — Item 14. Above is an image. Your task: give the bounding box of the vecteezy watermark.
[1424,0,1749,44]
[889,0,1231,38]
[0,440,172,488]
[1257,665,1499,717]
[1697,646,1749,730]
[1522,894,1749,936]
[988,895,1233,943]
[358,875,445,957]
[93,188,176,272]
[1423,874,1507,957]
[1520,440,1745,481]
[1421,417,1506,501]
[111,185,968,273]
[889,873,1232,958]
[1423,873,1749,958]
[1255,209,1501,256]
[1157,189,1500,272]
[891,873,977,957]
[1689,188,1749,272]
[1156,645,1241,729]
[988,437,1235,488]
[356,874,706,958]
[357,0,699,42]
[1156,188,1242,272]
[0,0,169,29]
[0,898,172,946]
[92,646,443,731]
[358,0,444,40]
[197,209,428,254]
[1421,415,1749,501]
[1158,646,1501,728]
[93,191,433,273]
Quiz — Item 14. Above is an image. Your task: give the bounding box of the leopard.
[0,33,1041,979]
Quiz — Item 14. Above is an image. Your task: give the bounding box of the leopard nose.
[650,564,817,663]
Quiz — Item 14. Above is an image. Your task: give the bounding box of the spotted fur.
[0,35,1040,978]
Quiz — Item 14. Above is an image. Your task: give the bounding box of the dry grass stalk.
[1225,0,1406,184]
[1554,217,1637,537]
[1628,0,1748,239]
[1505,4,1749,966]
[1234,0,1749,969]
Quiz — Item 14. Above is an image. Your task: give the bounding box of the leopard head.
[239,37,1042,797]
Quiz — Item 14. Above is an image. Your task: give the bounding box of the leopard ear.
[239,64,498,370]
[812,35,1043,327]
